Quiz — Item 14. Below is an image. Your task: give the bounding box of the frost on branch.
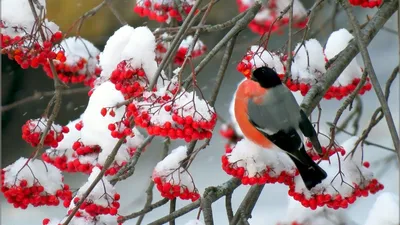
[222,138,297,186]
[288,137,383,210]
[305,129,346,161]
[324,28,372,100]
[1,157,72,209]
[365,192,399,225]
[349,0,382,8]
[1,0,64,69]
[98,25,160,99]
[153,146,200,201]
[66,167,120,217]
[237,0,308,35]
[134,0,199,23]
[22,117,69,148]
[156,34,207,65]
[286,39,326,95]
[237,45,285,79]
[131,81,217,142]
[43,37,102,87]
[277,196,349,225]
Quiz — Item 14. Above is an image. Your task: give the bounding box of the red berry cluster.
[1,28,64,69]
[219,123,243,144]
[134,0,198,23]
[66,194,120,217]
[110,61,148,99]
[221,155,296,186]
[108,121,134,139]
[42,151,94,174]
[22,119,70,148]
[133,109,216,142]
[43,57,102,86]
[153,176,200,202]
[174,45,207,65]
[72,141,101,156]
[288,179,384,210]
[1,171,72,209]
[237,50,285,79]
[237,0,308,35]
[305,141,346,161]
[349,0,382,8]
[155,42,168,63]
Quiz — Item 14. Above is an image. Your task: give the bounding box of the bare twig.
[201,195,214,225]
[105,0,127,25]
[136,181,155,225]
[230,185,265,225]
[169,198,177,225]
[120,198,169,222]
[225,193,234,222]
[1,87,89,112]
[284,0,295,82]
[341,0,400,157]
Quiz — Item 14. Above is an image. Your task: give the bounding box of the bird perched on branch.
[234,66,327,190]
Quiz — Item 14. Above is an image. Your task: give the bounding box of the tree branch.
[341,0,400,157]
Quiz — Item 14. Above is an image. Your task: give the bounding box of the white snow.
[365,192,399,225]
[244,46,285,74]
[276,0,307,20]
[229,80,245,136]
[291,39,326,83]
[58,37,100,74]
[324,29,364,86]
[27,118,63,134]
[73,167,117,207]
[2,157,64,195]
[227,138,296,178]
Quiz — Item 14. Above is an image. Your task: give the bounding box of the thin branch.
[105,0,127,25]
[201,195,214,225]
[136,181,155,225]
[225,193,234,222]
[300,0,399,117]
[284,0,294,82]
[341,0,400,157]
[1,87,89,112]
[169,198,177,225]
[148,178,242,225]
[230,185,264,225]
[120,198,169,222]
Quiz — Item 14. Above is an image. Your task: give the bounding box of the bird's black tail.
[287,145,327,190]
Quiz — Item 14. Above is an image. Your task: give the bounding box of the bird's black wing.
[298,109,323,155]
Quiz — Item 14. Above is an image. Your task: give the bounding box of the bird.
[234,66,327,190]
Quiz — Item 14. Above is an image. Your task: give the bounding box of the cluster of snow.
[244,46,285,74]
[28,118,63,133]
[227,139,297,178]
[153,146,195,191]
[291,39,326,83]
[98,25,160,86]
[1,0,59,39]
[293,137,375,198]
[365,192,399,225]
[2,157,63,195]
[185,220,205,225]
[57,37,100,74]
[325,29,364,86]
[278,196,349,225]
[71,167,116,208]
[45,215,119,225]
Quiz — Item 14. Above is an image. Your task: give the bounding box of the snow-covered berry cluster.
[1,0,64,69]
[237,29,372,100]
[1,158,72,209]
[152,146,200,201]
[304,130,346,161]
[237,0,308,35]
[222,139,297,186]
[65,167,120,217]
[43,37,102,87]
[288,137,384,210]
[42,215,123,225]
[134,0,199,23]
[22,118,69,148]
[349,0,382,8]
[156,34,207,65]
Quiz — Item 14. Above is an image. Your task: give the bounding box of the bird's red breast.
[234,79,273,149]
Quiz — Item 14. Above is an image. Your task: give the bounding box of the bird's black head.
[251,66,282,89]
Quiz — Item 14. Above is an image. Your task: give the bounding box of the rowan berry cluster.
[22,118,69,148]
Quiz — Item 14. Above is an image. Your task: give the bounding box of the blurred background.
[1,0,399,224]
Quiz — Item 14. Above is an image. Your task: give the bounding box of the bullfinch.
[234,66,327,190]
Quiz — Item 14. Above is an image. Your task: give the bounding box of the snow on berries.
[222,138,297,186]
[156,34,207,65]
[152,146,200,201]
[22,118,69,148]
[305,129,346,161]
[43,37,102,86]
[364,192,399,225]
[276,196,349,225]
[288,137,384,210]
[134,0,199,23]
[1,157,72,209]
[236,46,285,79]
[131,81,217,142]
[43,215,122,225]
[349,0,382,8]
[237,0,308,35]
[67,167,120,217]
[1,0,63,69]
